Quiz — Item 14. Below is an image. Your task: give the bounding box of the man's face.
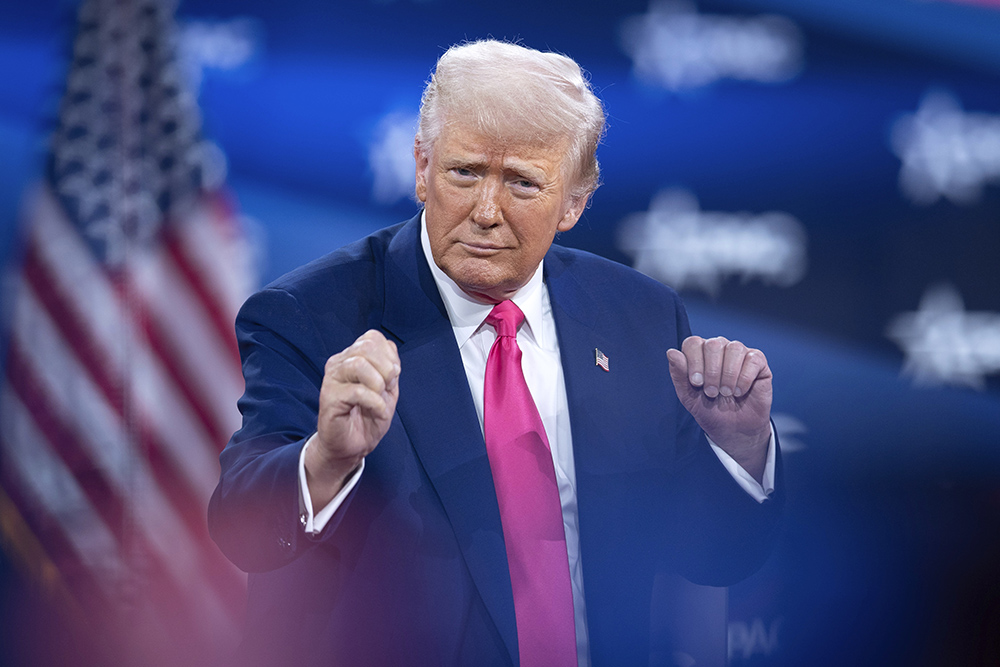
[415,124,588,303]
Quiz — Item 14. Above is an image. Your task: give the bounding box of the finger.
[734,348,769,398]
[700,336,728,398]
[328,354,392,395]
[680,336,705,387]
[385,339,400,392]
[667,348,700,411]
[719,340,747,397]
[322,381,391,420]
[347,331,401,384]
[666,348,689,389]
[328,332,401,389]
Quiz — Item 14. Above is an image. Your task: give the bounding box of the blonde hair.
[416,40,606,200]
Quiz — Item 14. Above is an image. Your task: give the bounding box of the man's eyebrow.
[440,153,487,168]
[504,160,548,181]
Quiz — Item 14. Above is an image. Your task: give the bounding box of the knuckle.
[347,383,372,403]
[343,356,373,379]
[704,337,726,352]
[681,336,702,350]
[725,340,746,353]
[363,329,386,346]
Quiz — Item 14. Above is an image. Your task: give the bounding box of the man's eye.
[452,167,474,177]
[514,179,538,190]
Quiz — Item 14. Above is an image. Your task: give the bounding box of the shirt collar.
[419,210,547,349]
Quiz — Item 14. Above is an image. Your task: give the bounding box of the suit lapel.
[544,247,607,477]
[545,246,662,474]
[547,247,680,663]
[381,217,518,665]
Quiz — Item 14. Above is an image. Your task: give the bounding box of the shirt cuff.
[707,423,776,504]
[298,433,365,535]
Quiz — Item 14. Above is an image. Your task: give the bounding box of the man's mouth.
[459,241,507,254]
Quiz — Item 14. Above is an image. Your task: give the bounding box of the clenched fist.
[305,330,400,508]
[666,336,772,483]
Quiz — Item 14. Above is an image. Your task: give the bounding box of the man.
[209,40,781,667]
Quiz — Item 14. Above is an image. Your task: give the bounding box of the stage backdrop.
[1,0,999,665]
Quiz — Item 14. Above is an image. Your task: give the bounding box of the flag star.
[58,169,113,224]
[2,0,256,651]
[85,215,127,266]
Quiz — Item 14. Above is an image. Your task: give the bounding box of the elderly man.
[209,40,781,667]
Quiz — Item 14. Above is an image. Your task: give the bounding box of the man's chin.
[456,282,517,304]
[441,260,523,303]
[453,275,523,304]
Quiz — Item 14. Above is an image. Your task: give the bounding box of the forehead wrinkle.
[435,124,572,184]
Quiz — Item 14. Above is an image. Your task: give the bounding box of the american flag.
[0,0,252,663]
[595,348,610,372]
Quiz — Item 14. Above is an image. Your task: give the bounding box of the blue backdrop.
[2,0,1000,664]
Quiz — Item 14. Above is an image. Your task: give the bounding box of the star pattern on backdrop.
[891,89,1000,206]
[886,283,1000,388]
[617,188,807,295]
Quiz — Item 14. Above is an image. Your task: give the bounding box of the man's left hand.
[666,336,772,483]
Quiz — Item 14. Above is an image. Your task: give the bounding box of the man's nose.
[471,179,503,227]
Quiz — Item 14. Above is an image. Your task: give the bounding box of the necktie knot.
[486,300,524,339]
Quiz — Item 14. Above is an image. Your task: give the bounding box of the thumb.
[666,348,692,395]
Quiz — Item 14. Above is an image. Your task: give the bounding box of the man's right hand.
[306,329,400,509]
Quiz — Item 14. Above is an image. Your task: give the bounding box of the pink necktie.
[483,300,577,667]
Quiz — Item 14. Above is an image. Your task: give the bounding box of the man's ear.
[414,141,429,203]
[557,192,591,233]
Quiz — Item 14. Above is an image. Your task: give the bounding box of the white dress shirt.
[298,213,776,666]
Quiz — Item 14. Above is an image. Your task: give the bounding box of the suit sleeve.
[665,296,784,586]
[208,287,356,573]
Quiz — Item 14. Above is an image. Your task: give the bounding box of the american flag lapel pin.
[594,348,610,372]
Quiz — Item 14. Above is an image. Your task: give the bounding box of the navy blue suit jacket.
[209,215,782,666]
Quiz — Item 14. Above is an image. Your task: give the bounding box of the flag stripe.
[129,244,243,447]
[19,218,245,614]
[22,237,122,411]
[200,192,256,313]
[24,211,219,499]
[5,339,235,640]
[133,341,230,499]
[163,228,247,433]
[0,477,97,633]
[0,380,125,602]
[9,276,245,609]
[0,466,111,617]
[164,225,244,371]
[136,416,248,610]
[0,0,254,658]
[6,340,128,543]
[127,282,230,450]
